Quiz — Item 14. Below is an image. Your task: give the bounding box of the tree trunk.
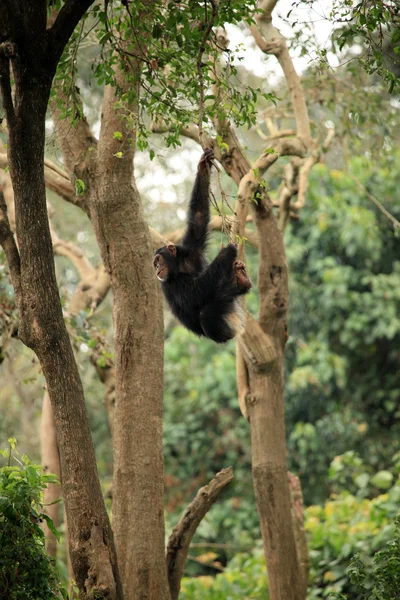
[90,87,169,599]
[41,391,61,558]
[4,53,121,598]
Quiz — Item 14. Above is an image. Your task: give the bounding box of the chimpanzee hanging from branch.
[153,148,252,343]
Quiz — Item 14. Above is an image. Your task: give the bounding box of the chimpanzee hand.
[198,148,215,173]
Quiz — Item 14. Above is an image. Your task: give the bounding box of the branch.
[238,312,277,372]
[250,3,311,146]
[164,215,259,248]
[51,228,96,280]
[0,151,86,212]
[348,172,400,230]
[166,467,234,600]
[234,137,306,226]
[0,44,16,125]
[151,122,215,150]
[236,342,250,420]
[291,127,335,211]
[0,191,21,300]
[278,159,300,231]
[47,0,96,66]
[197,0,219,147]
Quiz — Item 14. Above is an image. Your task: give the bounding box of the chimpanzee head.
[153,244,183,282]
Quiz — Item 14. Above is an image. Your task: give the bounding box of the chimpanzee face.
[153,244,177,282]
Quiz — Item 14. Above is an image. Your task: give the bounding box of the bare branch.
[291,127,335,211]
[151,122,215,150]
[250,2,311,146]
[0,191,21,300]
[234,137,306,230]
[278,159,300,231]
[166,467,234,600]
[0,151,86,212]
[164,215,259,248]
[0,44,16,125]
[256,127,296,142]
[349,172,400,230]
[47,0,96,65]
[51,228,96,280]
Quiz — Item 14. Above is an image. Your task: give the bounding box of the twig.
[349,172,400,230]
[197,0,219,148]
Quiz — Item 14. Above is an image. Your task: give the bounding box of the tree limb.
[0,191,21,300]
[166,467,234,600]
[0,44,16,124]
[250,2,311,146]
[47,0,96,65]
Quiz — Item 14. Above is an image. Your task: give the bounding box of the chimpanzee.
[153,148,252,343]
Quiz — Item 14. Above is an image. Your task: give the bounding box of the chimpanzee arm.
[181,149,214,250]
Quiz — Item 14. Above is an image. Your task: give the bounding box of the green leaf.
[371,470,393,490]
[42,513,61,541]
[75,179,86,196]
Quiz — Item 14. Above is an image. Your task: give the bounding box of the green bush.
[0,439,64,599]
[180,477,400,599]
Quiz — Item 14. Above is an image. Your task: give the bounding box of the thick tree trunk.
[91,92,169,595]
[214,126,305,599]
[5,64,121,598]
[246,193,304,600]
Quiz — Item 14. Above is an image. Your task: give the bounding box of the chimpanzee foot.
[233,260,252,292]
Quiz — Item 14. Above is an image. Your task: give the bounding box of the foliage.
[331,0,400,94]
[0,439,64,599]
[180,552,268,600]
[180,475,400,599]
[54,0,278,152]
[163,324,260,560]
[285,155,400,503]
[328,516,400,599]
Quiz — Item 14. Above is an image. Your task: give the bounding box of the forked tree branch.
[250,0,311,146]
[48,0,96,65]
[166,467,234,600]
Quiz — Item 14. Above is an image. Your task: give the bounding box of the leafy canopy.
[54,0,277,152]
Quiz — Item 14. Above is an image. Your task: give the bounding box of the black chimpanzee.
[153,148,252,343]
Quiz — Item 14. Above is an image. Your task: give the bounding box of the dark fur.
[154,149,251,343]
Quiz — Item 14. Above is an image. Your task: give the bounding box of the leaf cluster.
[54,0,278,152]
[0,439,64,599]
[331,0,400,93]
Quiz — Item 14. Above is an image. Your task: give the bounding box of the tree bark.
[92,75,170,599]
[41,391,61,558]
[0,3,121,598]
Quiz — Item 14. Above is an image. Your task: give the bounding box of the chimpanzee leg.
[200,298,243,343]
